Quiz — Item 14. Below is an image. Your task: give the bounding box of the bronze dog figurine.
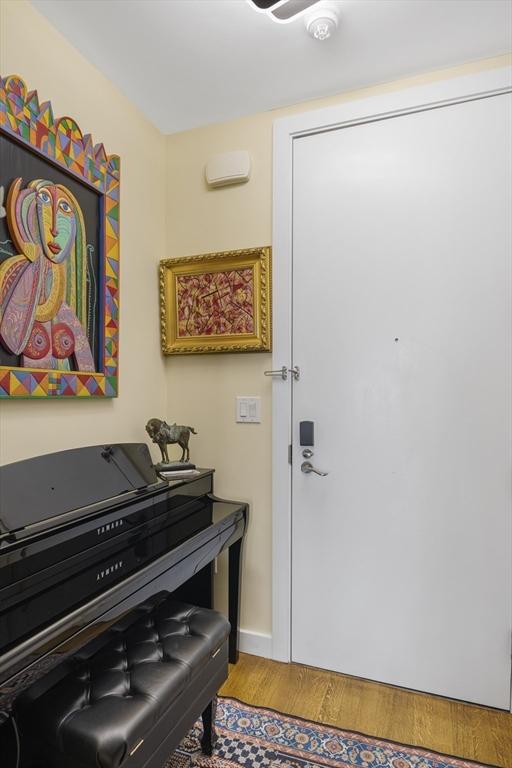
[146,418,197,463]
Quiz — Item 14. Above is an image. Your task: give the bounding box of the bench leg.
[201,697,218,756]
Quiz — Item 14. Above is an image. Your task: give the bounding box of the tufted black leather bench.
[15,596,230,768]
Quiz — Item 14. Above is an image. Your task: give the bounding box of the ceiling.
[31,0,511,134]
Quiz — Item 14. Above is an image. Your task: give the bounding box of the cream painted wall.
[0,0,167,465]
[165,53,512,640]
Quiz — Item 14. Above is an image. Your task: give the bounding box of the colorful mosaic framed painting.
[160,247,271,355]
[0,75,120,398]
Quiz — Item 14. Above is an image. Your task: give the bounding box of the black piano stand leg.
[201,697,218,756]
[228,537,243,664]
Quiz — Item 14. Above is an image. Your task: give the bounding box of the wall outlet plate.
[236,396,261,423]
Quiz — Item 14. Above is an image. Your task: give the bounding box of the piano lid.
[0,444,161,538]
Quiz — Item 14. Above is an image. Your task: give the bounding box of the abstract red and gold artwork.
[176,269,255,337]
[160,247,271,355]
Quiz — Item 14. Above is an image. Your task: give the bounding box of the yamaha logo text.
[96,560,124,581]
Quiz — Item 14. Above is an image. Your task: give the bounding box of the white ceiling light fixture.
[305,6,339,40]
[247,0,322,24]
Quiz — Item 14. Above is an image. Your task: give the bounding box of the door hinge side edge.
[288,444,292,464]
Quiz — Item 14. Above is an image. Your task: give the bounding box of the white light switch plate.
[236,396,261,423]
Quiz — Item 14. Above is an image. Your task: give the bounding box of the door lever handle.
[301,461,328,477]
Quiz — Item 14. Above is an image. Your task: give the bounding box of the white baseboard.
[238,629,273,659]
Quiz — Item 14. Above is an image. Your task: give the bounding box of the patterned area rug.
[167,698,493,768]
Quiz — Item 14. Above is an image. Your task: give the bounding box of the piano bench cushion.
[15,598,230,768]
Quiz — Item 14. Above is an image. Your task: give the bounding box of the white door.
[291,93,512,709]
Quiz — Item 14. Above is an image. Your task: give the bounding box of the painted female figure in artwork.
[0,178,95,371]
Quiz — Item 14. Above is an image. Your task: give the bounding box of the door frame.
[271,65,512,665]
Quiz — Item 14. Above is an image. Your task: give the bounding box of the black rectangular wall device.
[299,421,314,446]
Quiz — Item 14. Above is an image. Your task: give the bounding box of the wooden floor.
[220,654,512,768]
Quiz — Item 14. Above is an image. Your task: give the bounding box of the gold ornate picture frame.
[160,247,271,355]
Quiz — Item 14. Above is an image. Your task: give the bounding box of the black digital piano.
[0,444,247,723]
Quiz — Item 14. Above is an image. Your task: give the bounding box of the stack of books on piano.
[157,463,201,480]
